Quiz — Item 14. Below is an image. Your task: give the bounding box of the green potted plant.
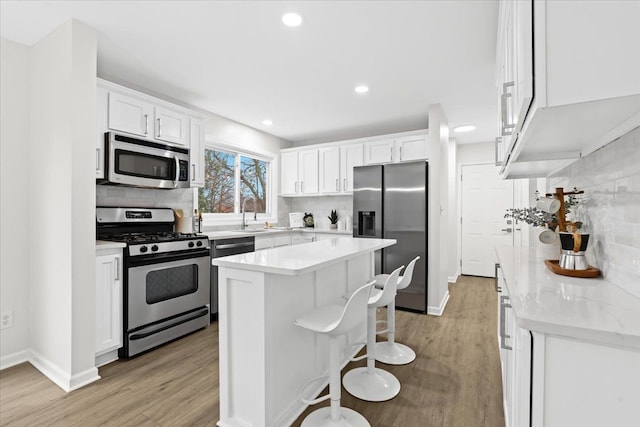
[328,209,339,229]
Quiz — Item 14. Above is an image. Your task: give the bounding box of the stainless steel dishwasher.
[210,236,255,322]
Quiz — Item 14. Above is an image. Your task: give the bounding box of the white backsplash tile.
[279,196,353,230]
[96,185,193,215]
[549,126,640,297]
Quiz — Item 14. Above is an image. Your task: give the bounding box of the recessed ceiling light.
[354,85,369,94]
[282,13,303,27]
[453,125,476,133]
[262,119,273,126]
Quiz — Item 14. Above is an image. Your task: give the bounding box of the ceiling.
[1,1,500,145]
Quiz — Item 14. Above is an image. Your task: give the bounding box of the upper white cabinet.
[154,106,188,146]
[107,91,154,138]
[496,0,640,178]
[339,143,364,193]
[363,139,394,164]
[364,135,427,165]
[318,147,341,194]
[280,149,319,196]
[96,86,109,179]
[189,118,205,187]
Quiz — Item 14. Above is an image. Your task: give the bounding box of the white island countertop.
[496,245,640,349]
[201,227,352,240]
[212,237,395,276]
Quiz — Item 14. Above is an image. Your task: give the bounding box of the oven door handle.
[129,308,209,340]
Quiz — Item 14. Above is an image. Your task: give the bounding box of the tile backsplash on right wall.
[549,126,640,297]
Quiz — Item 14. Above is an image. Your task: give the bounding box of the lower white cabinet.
[95,248,123,367]
[496,263,640,427]
[255,233,292,250]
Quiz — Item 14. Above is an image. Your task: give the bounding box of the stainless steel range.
[96,207,210,357]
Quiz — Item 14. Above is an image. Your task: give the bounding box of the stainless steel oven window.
[146,264,198,304]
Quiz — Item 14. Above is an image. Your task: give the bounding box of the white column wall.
[28,20,98,391]
[447,139,459,282]
[0,39,31,367]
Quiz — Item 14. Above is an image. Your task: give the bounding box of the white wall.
[426,105,449,315]
[0,20,99,390]
[0,38,31,367]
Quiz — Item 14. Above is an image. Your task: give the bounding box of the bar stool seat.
[342,266,404,402]
[294,281,376,427]
[372,256,420,365]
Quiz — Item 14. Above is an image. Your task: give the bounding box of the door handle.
[336,179,339,192]
[144,114,149,135]
[96,148,100,170]
[343,178,347,191]
[157,118,162,138]
[114,257,120,281]
[501,228,513,233]
[191,164,195,181]
[174,157,180,187]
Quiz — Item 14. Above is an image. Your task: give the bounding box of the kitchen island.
[212,237,396,427]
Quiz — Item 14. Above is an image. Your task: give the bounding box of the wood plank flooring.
[0,276,504,427]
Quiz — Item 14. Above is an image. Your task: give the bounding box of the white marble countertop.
[95,240,127,250]
[201,228,352,240]
[496,245,640,349]
[212,237,395,276]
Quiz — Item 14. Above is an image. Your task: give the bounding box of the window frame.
[195,138,277,227]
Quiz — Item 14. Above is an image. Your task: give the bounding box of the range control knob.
[151,245,159,252]
[188,241,195,248]
[196,241,203,247]
[139,245,148,253]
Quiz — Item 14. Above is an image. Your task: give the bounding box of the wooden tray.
[544,260,601,278]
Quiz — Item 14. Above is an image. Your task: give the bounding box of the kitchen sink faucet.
[241,197,256,230]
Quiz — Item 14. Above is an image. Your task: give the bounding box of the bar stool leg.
[375,303,416,365]
[342,305,400,402]
[329,335,340,422]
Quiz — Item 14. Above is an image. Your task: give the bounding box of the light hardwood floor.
[0,276,504,427]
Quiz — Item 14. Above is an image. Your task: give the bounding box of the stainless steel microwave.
[100,132,190,189]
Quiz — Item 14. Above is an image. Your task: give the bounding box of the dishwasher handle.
[214,242,255,251]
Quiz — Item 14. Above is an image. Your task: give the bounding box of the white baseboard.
[0,349,31,370]
[427,290,450,316]
[29,350,100,392]
[448,272,459,283]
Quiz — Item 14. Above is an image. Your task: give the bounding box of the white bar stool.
[294,281,376,427]
[374,256,420,365]
[342,266,403,402]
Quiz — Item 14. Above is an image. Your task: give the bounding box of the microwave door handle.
[174,156,180,187]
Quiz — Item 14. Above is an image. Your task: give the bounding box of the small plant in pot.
[328,209,339,229]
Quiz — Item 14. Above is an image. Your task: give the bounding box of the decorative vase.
[330,223,337,229]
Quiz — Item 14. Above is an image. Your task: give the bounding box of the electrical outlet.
[0,311,13,330]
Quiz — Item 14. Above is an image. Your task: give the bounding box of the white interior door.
[461,164,514,277]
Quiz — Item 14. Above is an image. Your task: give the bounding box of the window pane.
[240,156,267,213]
[199,149,236,213]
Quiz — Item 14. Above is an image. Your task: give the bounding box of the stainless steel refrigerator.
[353,161,428,313]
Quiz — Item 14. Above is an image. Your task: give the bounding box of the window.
[198,147,271,218]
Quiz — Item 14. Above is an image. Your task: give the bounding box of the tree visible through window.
[199,148,268,215]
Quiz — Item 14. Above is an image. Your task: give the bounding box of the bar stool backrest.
[331,281,376,336]
[398,256,420,291]
[373,266,404,308]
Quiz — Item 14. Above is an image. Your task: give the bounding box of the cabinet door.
[395,135,427,162]
[254,235,274,250]
[96,86,109,179]
[364,139,394,164]
[108,91,154,137]
[318,147,341,194]
[95,253,122,354]
[273,234,292,247]
[190,118,205,187]
[280,152,299,195]
[154,106,189,146]
[340,143,364,192]
[298,149,319,194]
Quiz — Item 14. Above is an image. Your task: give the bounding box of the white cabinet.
[255,233,292,250]
[364,136,427,165]
[99,79,192,148]
[340,143,364,193]
[95,248,123,367]
[154,106,188,146]
[291,233,316,245]
[280,149,318,196]
[318,147,341,194]
[107,91,154,138]
[496,0,640,178]
[189,118,205,187]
